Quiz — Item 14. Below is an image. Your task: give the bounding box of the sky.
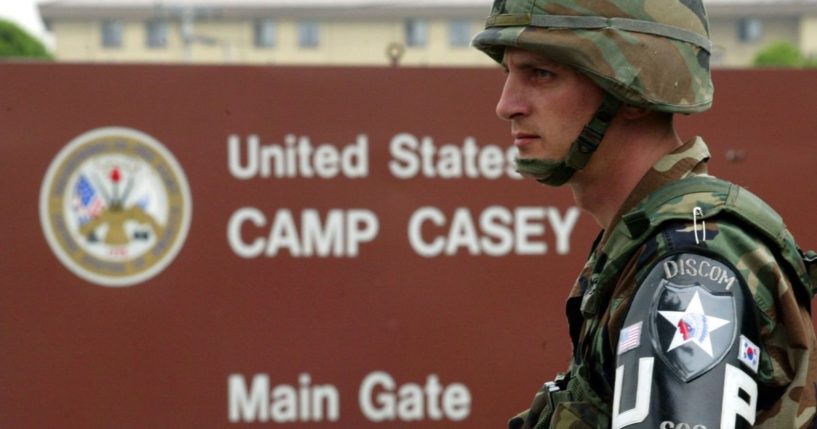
[0,0,53,48]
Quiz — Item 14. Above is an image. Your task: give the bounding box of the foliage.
[752,41,817,68]
[0,18,51,59]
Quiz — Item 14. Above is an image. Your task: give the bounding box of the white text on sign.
[226,206,580,258]
[228,372,471,423]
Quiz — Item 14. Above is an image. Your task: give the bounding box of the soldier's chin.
[514,157,561,181]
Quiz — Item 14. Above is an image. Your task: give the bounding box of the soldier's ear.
[619,105,650,120]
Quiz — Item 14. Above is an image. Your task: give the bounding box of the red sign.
[0,63,815,427]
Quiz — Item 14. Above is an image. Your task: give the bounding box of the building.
[38,0,817,67]
[707,0,817,66]
[38,0,494,66]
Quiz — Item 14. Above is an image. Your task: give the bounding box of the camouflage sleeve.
[613,248,760,429]
[612,219,817,428]
[700,220,817,428]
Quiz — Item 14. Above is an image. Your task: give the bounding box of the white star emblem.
[658,290,730,357]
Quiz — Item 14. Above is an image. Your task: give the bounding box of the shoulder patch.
[645,252,739,382]
[739,335,760,374]
[617,321,642,355]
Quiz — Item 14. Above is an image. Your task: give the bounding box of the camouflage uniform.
[472,0,817,427]
[516,138,817,428]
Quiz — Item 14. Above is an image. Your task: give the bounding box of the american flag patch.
[617,321,642,355]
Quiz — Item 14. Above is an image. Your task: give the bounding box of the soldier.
[472,0,817,428]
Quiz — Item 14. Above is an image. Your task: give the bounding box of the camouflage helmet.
[472,0,714,113]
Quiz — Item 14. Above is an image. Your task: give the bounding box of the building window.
[254,19,277,48]
[297,20,320,48]
[146,19,168,48]
[101,20,123,48]
[449,19,472,47]
[405,18,428,48]
[738,18,763,43]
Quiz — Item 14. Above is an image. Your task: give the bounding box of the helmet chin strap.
[515,93,622,186]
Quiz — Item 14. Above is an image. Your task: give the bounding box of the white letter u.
[612,357,654,429]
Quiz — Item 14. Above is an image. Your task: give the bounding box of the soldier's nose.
[496,74,529,121]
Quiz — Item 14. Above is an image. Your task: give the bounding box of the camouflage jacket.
[513,138,817,429]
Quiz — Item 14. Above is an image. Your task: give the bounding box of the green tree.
[0,18,51,59]
[753,41,805,68]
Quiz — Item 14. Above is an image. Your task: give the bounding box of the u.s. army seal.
[39,127,192,287]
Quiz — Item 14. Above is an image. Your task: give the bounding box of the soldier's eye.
[533,68,554,80]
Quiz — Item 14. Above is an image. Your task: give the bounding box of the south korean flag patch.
[739,335,760,373]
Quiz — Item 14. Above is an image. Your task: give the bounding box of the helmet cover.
[472,0,714,113]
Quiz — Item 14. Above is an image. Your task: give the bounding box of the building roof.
[705,0,817,15]
[38,0,489,20]
[38,0,817,20]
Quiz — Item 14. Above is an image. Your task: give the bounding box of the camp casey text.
[225,132,580,258]
[227,206,580,258]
